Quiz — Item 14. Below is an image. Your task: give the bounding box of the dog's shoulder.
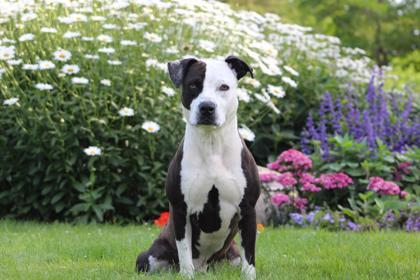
[165,139,184,205]
[240,139,261,207]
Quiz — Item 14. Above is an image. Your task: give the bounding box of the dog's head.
[167,56,253,127]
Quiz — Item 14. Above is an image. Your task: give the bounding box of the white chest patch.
[180,122,246,265]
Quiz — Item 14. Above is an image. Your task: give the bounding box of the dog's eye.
[219,84,229,91]
[189,84,197,89]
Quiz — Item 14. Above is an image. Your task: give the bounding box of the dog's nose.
[199,102,216,116]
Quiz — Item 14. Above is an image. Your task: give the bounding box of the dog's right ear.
[167,58,198,88]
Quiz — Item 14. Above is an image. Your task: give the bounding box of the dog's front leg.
[238,204,257,280]
[173,204,195,278]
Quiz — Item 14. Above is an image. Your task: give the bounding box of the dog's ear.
[167,57,198,88]
[225,55,253,80]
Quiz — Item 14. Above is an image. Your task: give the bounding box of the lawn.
[0,220,418,280]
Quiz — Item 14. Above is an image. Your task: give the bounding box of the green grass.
[0,220,418,280]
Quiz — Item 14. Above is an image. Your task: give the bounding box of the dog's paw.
[180,263,195,279]
[230,256,241,267]
[241,263,256,280]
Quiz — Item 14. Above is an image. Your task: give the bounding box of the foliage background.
[0,0,417,223]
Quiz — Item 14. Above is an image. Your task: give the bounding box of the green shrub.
[0,0,374,222]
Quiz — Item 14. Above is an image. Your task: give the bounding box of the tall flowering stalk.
[301,76,419,157]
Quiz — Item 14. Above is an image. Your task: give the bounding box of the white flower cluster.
[0,0,378,156]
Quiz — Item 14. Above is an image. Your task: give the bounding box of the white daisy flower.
[161,85,175,97]
[145,58,158,68]
[108,60,122,65]
[21,12,37,22]
[166,46,179,54]
[198,40,216,52]
[71,77,89,85]
[35,83,53,91]
[118,107,134,117]
[281,76,298,88]
[53,49,72,61]
[0,46,15,60]
[102,23,118,30]
[84,54,99,60]
[121,40,137,46]
[57,16,75,24]
[239,126,255,142]
[98,47,115,54]
[255,92,281,114]
[100,79,111,86]
[63,31,80,39]
[38,60,55,70]
[97,34,113,43]
[1,39,15,44]
[40,27,57,33]
[18,33,35,42]
[7,59,22,65]
[144,32,162,43]
[91,16,106,21]
[283,66,299,76]
[267,85,285,98]
[242,77,261,88]
[142,121,160,134]
[83,146,101,156]
[3,97,19,106]
[61,64,80,75]
[237,87,251,103]
[22,64,39,70]
[69,13,87,22]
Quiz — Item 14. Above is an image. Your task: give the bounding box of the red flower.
[154,211,170,227]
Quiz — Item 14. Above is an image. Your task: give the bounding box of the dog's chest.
[180,151,246,214]
[180,142,246,262]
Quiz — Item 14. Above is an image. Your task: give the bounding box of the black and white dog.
[136,56,261,279]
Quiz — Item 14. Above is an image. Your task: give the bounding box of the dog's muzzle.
[197,101,217,125]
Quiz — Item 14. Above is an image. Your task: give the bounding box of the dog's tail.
[135,250,151,272]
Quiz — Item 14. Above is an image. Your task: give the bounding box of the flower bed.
[0,0,378,222]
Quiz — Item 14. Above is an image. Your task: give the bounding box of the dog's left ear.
[225,55,253,80]
[167,57,198,88]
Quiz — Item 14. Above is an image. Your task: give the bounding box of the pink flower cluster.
[271,193,290,206]
[299,173,321,192]
[259,172,275,183]
[276,172,297,187]
[316,173,353,190]
[259,172,297,187]
[367,177,401,196]
[393,162,412,182]
[270,192,308,211]
[267,149,312,172]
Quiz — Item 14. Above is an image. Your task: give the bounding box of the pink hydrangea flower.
[277,149,312,171]
[368,177,401,195]
[299,172,321,192]
[316,173,353,189]
[259,172,274,183]
[266,161,280,171]
[301,182,321,192]
[393,162,412,182]
[400,191,408,199]
[271,193,290,207]
[293,197,308,211]
[275,172,297,187]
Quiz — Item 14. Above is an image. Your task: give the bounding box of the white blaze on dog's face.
[167,56,253,127]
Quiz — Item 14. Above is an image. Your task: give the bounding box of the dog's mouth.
[196,116,217,126]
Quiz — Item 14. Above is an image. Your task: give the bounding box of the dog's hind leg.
[226,240,241,266]
[135,238,178,273]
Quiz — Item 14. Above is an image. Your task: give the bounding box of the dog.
[135,55,261,279]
